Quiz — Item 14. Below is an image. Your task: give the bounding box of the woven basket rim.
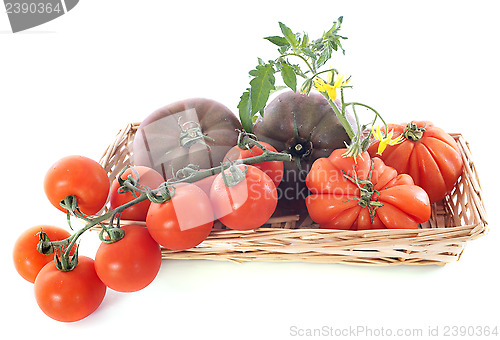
[96,122,488,265]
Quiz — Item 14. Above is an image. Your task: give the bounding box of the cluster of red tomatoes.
[13,141,285,322]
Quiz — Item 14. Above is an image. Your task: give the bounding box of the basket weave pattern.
[99,123,488,266]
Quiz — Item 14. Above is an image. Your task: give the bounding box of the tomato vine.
[36,130,292,272]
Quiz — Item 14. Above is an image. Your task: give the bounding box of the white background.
[1,1,499,339]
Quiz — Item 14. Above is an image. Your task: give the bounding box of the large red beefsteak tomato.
[305,149,431,230]
[367,121,463,203]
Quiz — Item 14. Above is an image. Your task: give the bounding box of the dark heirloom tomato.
[253,91,354,211]
[133,98,243,180]
[367,121,463,203]
[306,149,431,230]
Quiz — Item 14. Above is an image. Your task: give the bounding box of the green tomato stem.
[321,93,356,140]
[344,102,388,137]
[280,53,316,74]
[172,149,292,184]
[43,146,293,269]
[310,68,338,82]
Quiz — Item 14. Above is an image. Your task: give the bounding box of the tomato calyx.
[236,130,280,157]
[36,231,79,271]
[99,226,125,244]
[117,166,141,196]
[404,122,426,141]
[178,120,214,149]
[35,228,56,255]
[220,162,248,187]
[342,162,383,222]
[237,130,260,151]
[54,244,79,271]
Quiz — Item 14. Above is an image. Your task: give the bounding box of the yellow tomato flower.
[333,73,350,90]
[313,77,336,99]
[372,125,404,155]
[313,74,350,101]
[326,70,334,83]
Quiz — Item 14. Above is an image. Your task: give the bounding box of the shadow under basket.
[98,122,488,266]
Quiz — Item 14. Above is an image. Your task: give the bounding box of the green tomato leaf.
[279,22,298,47]
[300,47,317,60]
[301,32,309,47]
[237,90,253,132]
[264,35,289,47]
[317,40,333,68]
[249,63,275,116]
[281,64,297,92]
[325,16,343,37]
[335,37,346,55]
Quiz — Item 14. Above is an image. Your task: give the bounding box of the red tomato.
[191,169,218,196]
[34,256,106,322]
[223,141,284,188]
[210,165,278,231]
[305,149,431,230]
[13,225,72,283]
[146,183,214,250]
[44,155,110,215]
[94,225,162,292]
[367,121,463,203]
[109,166,165,221]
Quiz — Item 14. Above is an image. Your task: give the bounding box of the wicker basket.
[98,122,488,266]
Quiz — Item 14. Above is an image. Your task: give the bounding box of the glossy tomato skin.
[13,225,71,283]
[94,225,162,292]
[34,256,106,323]
[367,121,463,203]
[44,155,110,215]
[192,171,218,196]
[305,149,431,230]
[109,166,165,221]
[146,183,214,250]
[210,165,278,231]
[223,141,284,189]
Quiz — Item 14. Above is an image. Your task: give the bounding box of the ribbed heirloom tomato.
[13,225,72,283]
[305,149,431,230]
[95,224,162,292]
[44,155,110,215]
[34,256,106,323]
[210,165,278,230]
[367,121,463,203]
